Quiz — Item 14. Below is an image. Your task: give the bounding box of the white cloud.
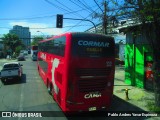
[9,21,64,36]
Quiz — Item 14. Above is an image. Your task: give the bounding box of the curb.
[0,59,17,62]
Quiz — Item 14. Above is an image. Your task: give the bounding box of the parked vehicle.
[115,58,124,65]
[20,50,25,55]
[32,54,37,61]
[17,53,25,61]
[23,50,28,55]
[0,62,23,82]
[31,46,38,61]
[28,50,31,54]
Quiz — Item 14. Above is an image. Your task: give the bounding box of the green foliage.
[146,101,160,113]
[15,46,23,56]
[123,0,160,22]
[31,36,43,46]
[146,16,154,21]
[2,33,24,54]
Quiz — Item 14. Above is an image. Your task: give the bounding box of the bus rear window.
[32,46,38,50]
[72,36,115,57]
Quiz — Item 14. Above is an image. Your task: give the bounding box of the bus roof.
[39,32,114,43]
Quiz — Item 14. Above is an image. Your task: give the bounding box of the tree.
[122,0,160,107]
[15,46,24,56]
[92,0,122,34]
[31,36,43,46]
[2,33,25,56]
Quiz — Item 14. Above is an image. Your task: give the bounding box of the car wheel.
[1,78,5,82]
[1,78,6,84]
[18,76,21,81]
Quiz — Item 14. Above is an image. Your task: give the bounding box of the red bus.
[37,32,115,112]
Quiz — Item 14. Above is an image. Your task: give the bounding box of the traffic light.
[56,14,63,28]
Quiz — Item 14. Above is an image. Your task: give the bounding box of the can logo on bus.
[84,92,102,99]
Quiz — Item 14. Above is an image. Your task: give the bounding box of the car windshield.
[3,64,19,69]
[19,53,24,56]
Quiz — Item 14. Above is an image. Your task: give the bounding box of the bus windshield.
[72,35,114,57]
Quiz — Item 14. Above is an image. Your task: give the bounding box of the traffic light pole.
[63,17,97,33]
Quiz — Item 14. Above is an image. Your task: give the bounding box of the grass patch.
[132,91,145,101]
[146,101,160,112]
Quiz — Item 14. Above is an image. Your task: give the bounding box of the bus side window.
[50,40,55,53]
[40,43,45,52]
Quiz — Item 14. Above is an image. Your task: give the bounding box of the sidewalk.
[0,58,17,62]
[113,66,159,119]
[0,58,17,69]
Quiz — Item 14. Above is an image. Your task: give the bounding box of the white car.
[0,62,23,82]
[20,50,28,55]
[23,50,28,55]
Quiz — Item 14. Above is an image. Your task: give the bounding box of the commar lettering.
[78,40,109,47]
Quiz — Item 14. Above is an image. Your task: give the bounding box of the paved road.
[0,56,67,120]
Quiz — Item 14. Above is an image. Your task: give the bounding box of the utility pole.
[103,0,107,34]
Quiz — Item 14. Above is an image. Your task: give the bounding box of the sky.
[0,0,106,36]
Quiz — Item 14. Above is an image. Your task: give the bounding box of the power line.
[64,17,96,32]
[45,0,72,13]
[54,0,85,19]
[30,25,92,29]
[94,0,103,13]
[54,0,72,12]
[0,8,90,21]
[44,0,99,20]
[63,12,95,33]
[37,0,99,31]
[69,0,92,14]
[81,0,96,13]
[0,15,56,20]
[63,4,101,33]
[76,0,93,13]
[0,25,92,30]
[45,0,92,19]
[0,1,102,21]
[64,21,83,32]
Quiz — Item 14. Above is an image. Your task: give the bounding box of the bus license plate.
[89,107,96,111]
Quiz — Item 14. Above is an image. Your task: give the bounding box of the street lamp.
[37,31,45,38]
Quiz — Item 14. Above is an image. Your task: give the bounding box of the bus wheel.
[47,81,52,95]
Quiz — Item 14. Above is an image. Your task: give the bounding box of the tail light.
[18,69,21,76]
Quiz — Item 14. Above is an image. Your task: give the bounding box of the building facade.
[9,25,31,48]
[120,24,153,90]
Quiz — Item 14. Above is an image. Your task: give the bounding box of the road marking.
[18,84,24,120]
